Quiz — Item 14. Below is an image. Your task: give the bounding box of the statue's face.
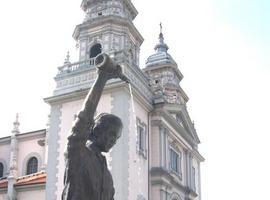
[95,124,122,152]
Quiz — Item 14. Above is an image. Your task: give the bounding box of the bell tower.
[75,0,143,65]
[54,0,147,97]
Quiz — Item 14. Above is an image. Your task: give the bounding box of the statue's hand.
[99,64,122,80]
[95,53,129,82]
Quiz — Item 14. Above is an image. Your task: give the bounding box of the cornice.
[128,83,153,112]
[0,129,46,144]
[192,149,205,162]
[45,81,124,104]
[143,61,183,82]
[80,0,138,20]
[73,15,144,45]
[0,188,7,192]
[17,129,46,141]
[150,167,189,194]
[0,136,11,144]
[45,80,153,111]
[14,183,45,191]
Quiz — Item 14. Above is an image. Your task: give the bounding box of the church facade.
[0,0,204,200]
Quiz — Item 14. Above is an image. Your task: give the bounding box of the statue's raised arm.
[74,53,126,131]
[62,53,128,200]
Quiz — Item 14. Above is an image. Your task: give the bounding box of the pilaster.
[111,89,130,200]
[159,126,167,169]
[184,150,193,189]
[45,105,62,200]
[198,163,202,200]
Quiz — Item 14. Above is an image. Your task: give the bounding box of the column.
[7,114,20,200]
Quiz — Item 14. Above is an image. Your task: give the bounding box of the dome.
[145,32,176,67]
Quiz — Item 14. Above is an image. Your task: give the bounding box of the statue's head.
[90,113,123,152]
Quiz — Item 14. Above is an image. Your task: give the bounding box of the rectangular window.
[136,118,147,158]
[138,126,145,150]
[170,148,179,173]
[169,147,182,179]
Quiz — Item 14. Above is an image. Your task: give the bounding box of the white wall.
[16,188,45,200]
[0,143,10,176]
[17,136,45,176]
[128,98,149,200]
[0,193,7,200]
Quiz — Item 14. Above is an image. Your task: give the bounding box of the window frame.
[136,118,147,158]
[26,157,38,175]
[169,147,182,178]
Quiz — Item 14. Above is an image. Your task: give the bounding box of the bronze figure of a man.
[62,54,127,200]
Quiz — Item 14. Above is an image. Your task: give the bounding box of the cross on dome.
[155,23,169,52]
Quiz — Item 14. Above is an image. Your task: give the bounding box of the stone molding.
[0,130,46,144]
[16,130,46,142]
[81,0,138,20]
[0,136,10,144]
[14,182,45,192]
[150,167,185,192]
[151,167,198,199]
[21,152,42,176]
[73,16,143,44]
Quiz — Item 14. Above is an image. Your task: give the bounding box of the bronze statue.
[62,54,128,200]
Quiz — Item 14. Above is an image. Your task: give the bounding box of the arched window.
[0,162,3,178]
[26,157,38,175]
[89,43,102,58]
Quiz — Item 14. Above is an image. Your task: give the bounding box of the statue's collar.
[86,140,101,154]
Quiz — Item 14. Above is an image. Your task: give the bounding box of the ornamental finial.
[12,113,20,134]
[64,51,71,65]
[159,22,163,34]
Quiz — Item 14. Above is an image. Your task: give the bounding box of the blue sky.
[215,0,270,65]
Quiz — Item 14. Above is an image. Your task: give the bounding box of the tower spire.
[154,23,169,52]
[159,22,163,34]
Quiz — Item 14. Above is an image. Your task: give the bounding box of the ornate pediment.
[172,109,200,144]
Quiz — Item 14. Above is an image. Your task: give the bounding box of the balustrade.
[57,58,95,75]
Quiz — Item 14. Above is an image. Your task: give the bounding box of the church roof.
[146,31,177,67]
[15,171,46,187]
[0,172,47,189]
[0,178,8,189]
